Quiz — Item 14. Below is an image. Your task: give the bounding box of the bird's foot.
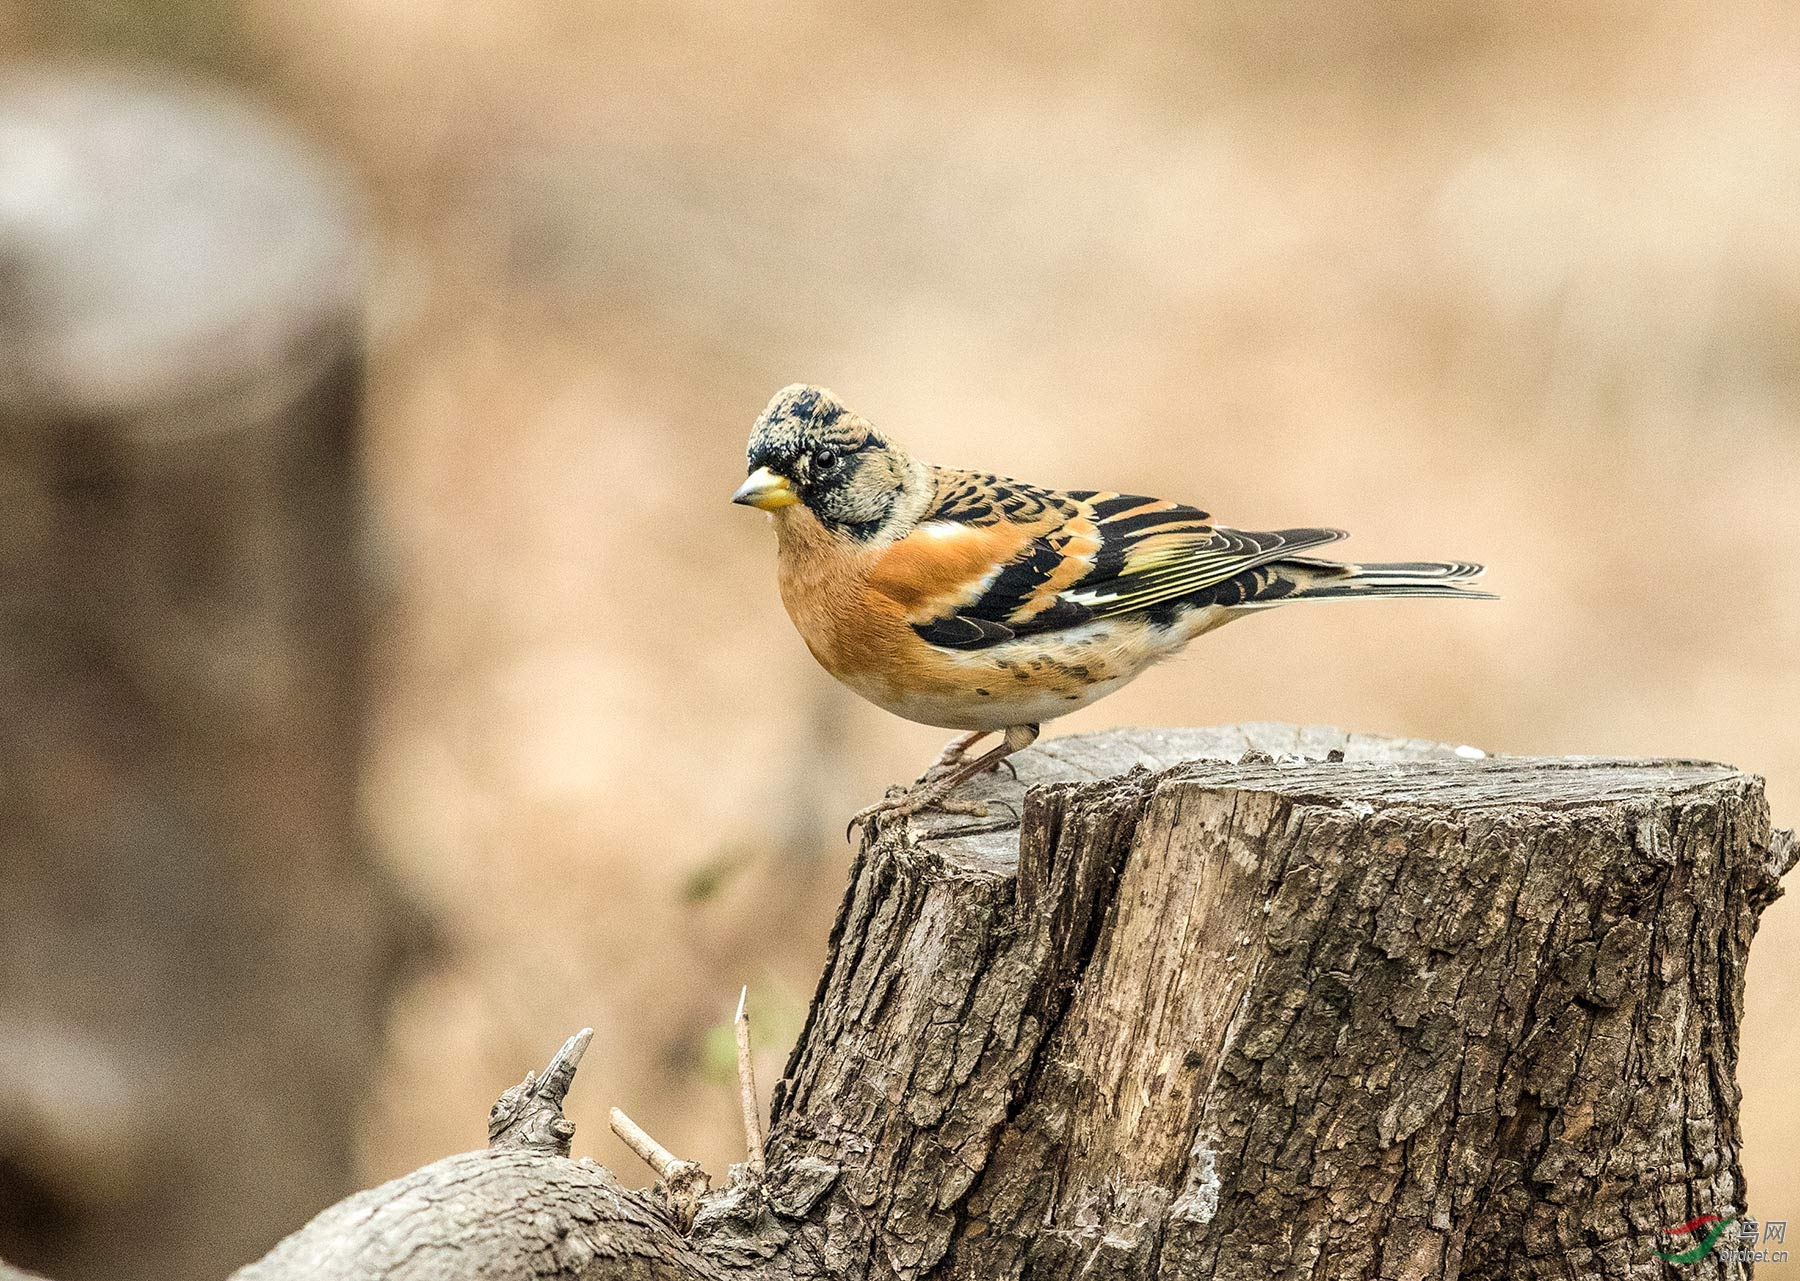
[849,725,1038,840]
[846,781,989,840]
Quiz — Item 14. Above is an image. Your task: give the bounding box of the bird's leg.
[848,724,1040,837]
[931,723,1038,796]
[925,730,990,779]
[928,731,1022,781]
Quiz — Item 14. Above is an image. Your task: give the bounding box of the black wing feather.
[909,478,1349,650]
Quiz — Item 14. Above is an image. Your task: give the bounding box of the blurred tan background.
[3,0,1798,1276]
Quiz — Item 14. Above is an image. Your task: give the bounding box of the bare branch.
[488,1028,592,1155]
[734,986,767,1179]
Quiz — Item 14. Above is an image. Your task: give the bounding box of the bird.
[732,383,1492,833]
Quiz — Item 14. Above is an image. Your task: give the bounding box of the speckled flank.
[877,611,1230,731]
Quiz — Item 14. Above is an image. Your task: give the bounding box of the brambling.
[732,384,1492,832]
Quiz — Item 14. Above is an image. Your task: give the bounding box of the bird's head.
[732,384,914,539]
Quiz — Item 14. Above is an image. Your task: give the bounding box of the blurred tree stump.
[224,725,1793,1281]
[0,67,423,1281]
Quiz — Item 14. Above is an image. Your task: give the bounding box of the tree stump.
[218,724,1793,1281]
[0,67,424,1281]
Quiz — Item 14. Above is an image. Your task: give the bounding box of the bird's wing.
[867,471,1346,649]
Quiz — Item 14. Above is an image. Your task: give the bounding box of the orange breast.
[774,515,902,689]
[780,563,910,688]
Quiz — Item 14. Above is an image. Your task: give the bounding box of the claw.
[845,781,989,841]
[846,807,883,842]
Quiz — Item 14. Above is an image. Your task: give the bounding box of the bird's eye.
[815,449,839,471]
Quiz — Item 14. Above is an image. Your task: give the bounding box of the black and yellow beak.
[731,466,799,511]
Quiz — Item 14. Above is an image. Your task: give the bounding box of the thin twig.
[610,1106,710,1231]
[735,986,767,1177]
[610,1107,683,1178]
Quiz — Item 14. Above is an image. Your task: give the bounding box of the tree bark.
[0,67,424,1281]
[217,723,1793,1281]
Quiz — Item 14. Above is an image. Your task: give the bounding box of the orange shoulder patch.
[867,521,1033,617]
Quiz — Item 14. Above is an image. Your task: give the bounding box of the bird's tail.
[1274,556,1495,602]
